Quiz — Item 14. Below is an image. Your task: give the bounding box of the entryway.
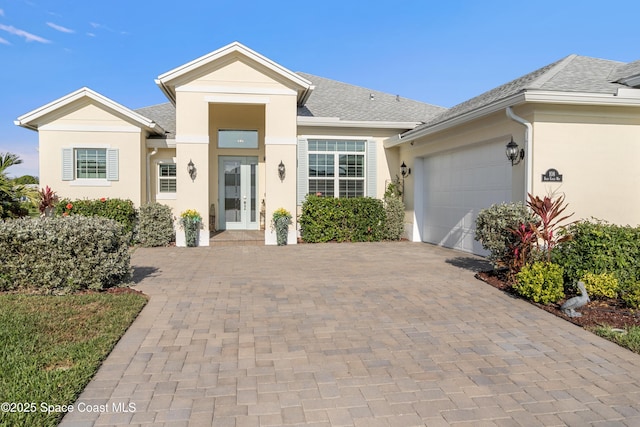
[218,156,259,230]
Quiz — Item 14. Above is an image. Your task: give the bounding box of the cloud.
[47,22,74,33]
[0,24,51,43]
[0,37,10,45]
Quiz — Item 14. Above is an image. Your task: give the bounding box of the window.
[308,139,366,198]
[158,163,177,193]
[218,130,259,149]
[62,147,118,182]
[76,148,106,179]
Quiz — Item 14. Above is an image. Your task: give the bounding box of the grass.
[0,292,147,427]
[592,325,640,354]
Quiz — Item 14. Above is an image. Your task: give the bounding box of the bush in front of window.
[56,197,137,236]
[383,182,405,240]
[299,195,385,243]
[135,202,175,247]
[0,216,131,293]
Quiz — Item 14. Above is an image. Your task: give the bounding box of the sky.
[1,0,640,178]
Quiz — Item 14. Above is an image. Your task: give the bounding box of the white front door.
[218,156,259,230]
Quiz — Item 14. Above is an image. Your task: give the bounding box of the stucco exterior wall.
[532,105,640,226]
[397,110,528,237]
[173,55,299,245]
[38,102,146,205]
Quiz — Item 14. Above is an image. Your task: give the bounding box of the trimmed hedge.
[299,195,385,242]
[0,217,131,294]
[55,198,137,235]
[475,202,535,268]
[553,220,640,288]
[135,202,175,247]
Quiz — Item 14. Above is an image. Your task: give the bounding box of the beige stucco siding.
[532,105,640,226]
[37,102,146,205]
[173,55,300,244]
[397,110,528,230]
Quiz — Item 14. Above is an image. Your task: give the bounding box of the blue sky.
[2,0,640,178]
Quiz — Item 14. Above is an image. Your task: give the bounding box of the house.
[15,42,640,252]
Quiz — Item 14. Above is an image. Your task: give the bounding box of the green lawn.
[0,292,147,427]
[593,325,640,354]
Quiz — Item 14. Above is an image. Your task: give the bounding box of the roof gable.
[156,41,313,105]
[15,87,164,134]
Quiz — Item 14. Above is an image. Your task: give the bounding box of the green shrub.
[0,216,131,293]
[553,220,640,288]
[514,262,565,304]
[299,195,385,242]
[135,202,175,247]
[383,195,405,241]
[580,272,619,299]
[475,202,535,268]
[621,282,640,309]
[56,198,137,235]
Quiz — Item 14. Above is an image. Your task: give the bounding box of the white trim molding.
[204,95,270,104]
[265,136,297,145]
[175,134,209,144]
[298,116,421,129]
[70,179,112,187]
[178,85,296,96]
[40,124,141,133]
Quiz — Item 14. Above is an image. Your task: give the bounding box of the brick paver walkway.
[60,242,640,426]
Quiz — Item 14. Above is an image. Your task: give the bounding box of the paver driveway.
[60,242,640,426]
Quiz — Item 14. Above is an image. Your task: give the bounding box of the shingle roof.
[136,72,447,137]
[609,59,640,83]
[135,103,176,138]
[414,55,631,131]
[296,72,446,123]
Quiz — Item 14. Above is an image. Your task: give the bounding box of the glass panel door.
[218,156,259,230]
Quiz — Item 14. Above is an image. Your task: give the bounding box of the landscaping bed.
[476,269,640,329]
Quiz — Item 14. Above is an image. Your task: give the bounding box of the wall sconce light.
[505,137,525,166]
[400,161,411,178]
[278,160,286,182]
[187,159,197,181]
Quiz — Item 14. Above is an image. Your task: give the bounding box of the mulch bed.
[476,270,640,329]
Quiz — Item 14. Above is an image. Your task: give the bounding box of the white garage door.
[422,141,512,255]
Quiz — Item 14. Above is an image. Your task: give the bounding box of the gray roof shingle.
[136,72,447,137]
[296,72,446,123]
[412,55,633,133]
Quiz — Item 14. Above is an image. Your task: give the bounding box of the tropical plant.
[475,202,535,268]
[38,185,59,217]
[526,193,574,261]
[0,152,32,219]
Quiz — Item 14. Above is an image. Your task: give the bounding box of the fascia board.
[16,87,164,135]
[297,116,420,130]
[385,92,527,148]
[524,90,640,105]
[157,42,312,90]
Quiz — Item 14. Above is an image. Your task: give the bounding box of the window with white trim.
[76,148,106,179]
[308,139,365,198]
[158,163,177,193]
[62,147,118,182]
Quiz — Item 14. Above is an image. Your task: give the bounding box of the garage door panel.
[422,141,512,255]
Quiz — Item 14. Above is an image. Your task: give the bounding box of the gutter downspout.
[146,147,158,203]
[506,106,532,198]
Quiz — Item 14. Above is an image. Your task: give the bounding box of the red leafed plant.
[526,193,574,261]
[507,222,538,280]
[38,185,59,217]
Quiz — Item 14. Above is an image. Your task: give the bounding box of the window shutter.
[106,148,119,181]
[297,138,308,205]
[62,148,73,181]
[366,139,377,198]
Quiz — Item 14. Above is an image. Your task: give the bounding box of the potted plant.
[179,209,202,247]
[272,207,292,246]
